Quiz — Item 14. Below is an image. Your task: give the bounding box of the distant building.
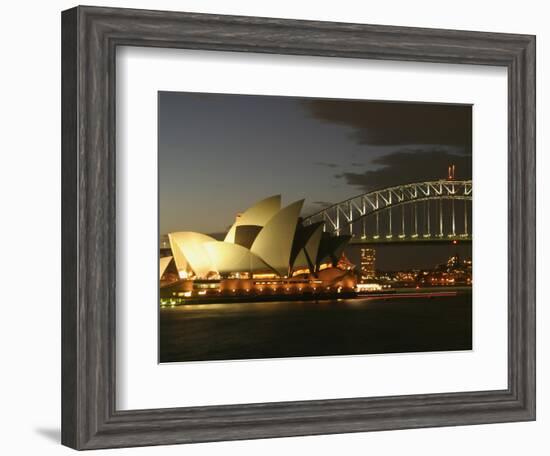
[420,253,472,287]
[359,248,376,283]
[447,253,460,268]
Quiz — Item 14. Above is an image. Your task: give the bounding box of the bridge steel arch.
[303,180,472,241]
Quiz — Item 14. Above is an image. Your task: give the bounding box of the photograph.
[158,92,473,363]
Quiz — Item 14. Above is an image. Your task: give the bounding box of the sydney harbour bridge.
[303,179,472,245]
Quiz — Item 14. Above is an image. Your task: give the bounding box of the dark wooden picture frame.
[61,6,536,450]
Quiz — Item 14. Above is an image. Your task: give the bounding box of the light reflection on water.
[172,298,357,313]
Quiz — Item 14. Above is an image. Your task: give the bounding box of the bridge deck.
[349,236,472,246]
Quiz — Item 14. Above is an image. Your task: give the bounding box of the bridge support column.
[451,199,456,237]
[464,200,468,237]
[362,199,367,239]
[413,203,418,238]
[424,200,431,238]
[400,205,405,238]
[386,208,393,239]
[349,202,353,236]
[439,199,443,237]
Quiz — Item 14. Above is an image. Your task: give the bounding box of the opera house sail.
[159,195,357,304]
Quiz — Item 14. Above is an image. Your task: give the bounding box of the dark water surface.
[159,293,472,363]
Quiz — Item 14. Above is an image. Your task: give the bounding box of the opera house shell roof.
[165,195,350,279]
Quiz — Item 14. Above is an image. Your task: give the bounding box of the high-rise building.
[360,248,376,282]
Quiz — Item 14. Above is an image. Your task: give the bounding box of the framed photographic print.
[157,92,474,363]
[61,6,536,450]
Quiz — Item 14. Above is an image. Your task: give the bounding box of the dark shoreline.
[161,291,356,306]
[160,286,471,306]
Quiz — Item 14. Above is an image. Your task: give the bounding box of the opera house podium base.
[160,275,357,306]
[160,290,357,306]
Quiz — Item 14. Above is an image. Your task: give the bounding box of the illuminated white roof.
[224,195,281,243]
[168,232,217,278]
[204,241,273,275]
[168,234,188,273]
[159,256,173,279]
[250,200,304,277]
[166,196,343,279]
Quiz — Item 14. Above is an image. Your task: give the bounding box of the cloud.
[304,99,472,152]
[314,161,339,168]
[337,148,472,192]
[312,201,333,208]
[302,201,334,217]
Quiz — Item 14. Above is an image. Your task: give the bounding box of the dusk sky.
[158,92,472,269]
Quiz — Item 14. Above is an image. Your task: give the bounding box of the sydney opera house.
[159,195,357,303]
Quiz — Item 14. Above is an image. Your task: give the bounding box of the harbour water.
[159,291,472,363]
